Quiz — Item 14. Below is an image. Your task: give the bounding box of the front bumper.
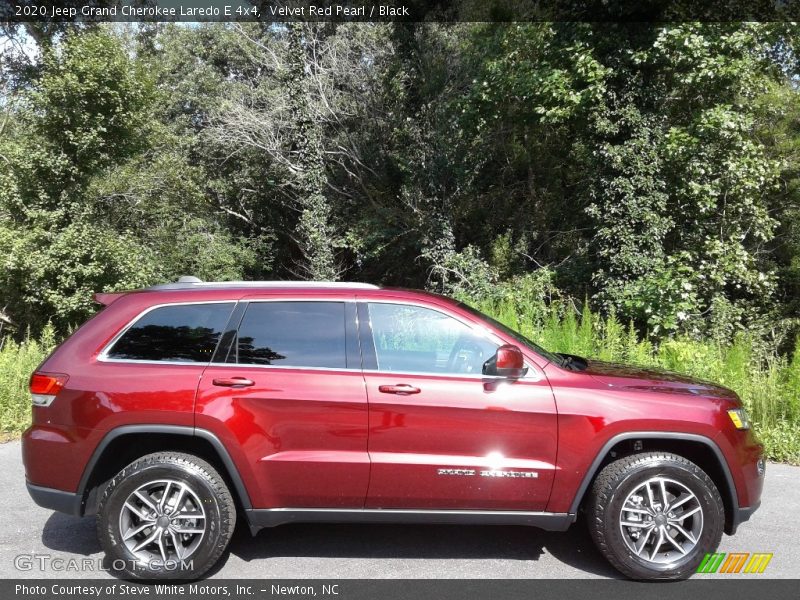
[730,500,761,534]
[26,481,82,516]
[726,454,765,534]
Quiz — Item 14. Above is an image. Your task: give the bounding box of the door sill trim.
[245,507,575,533]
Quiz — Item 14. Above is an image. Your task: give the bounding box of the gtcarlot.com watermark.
[14,553,193,573]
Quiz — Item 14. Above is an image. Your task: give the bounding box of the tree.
[208,23,391,280]
[586,24,782,337]
[0,26,260,334]
[3,20,800,343]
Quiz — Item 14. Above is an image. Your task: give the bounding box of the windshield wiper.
[558,353,588,371]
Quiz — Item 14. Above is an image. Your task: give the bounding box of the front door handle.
[378,384,420,395]
[212,377,255,387]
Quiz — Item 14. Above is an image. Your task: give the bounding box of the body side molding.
[245,507,574,533]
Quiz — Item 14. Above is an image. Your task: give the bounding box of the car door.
[195,297,370,509]
[360,299,558,511]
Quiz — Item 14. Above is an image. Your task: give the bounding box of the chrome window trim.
[361,368,531,381]
[207,363,360,373]
[360,365,540,382]
[99,358,218,366]
[203,363,534,382]
[97,298,356,365]
[96,296,542,382]
[97,300,236,364]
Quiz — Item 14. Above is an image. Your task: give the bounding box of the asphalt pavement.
[0,440,796,579]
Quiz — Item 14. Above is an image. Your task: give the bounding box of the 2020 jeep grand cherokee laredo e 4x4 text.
[22,278,765,580]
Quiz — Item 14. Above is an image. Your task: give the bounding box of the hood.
[582,359,738,400]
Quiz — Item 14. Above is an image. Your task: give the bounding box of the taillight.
[29,372,68,407]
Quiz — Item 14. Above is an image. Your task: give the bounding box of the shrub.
[2,301,798,464]
[464,287,800,464]
[0,325,55,435]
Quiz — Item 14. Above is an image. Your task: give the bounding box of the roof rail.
[147,277,380,291]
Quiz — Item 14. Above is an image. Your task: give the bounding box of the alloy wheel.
[618,476,704,564]
[119,479,207,564]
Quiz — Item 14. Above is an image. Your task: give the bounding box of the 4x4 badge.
[481,470,538,478]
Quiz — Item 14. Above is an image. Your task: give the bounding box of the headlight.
[727,408,750,430]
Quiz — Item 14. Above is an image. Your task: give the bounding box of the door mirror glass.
[483,344,528,379]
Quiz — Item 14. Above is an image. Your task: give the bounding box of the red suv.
[22,278,764,580]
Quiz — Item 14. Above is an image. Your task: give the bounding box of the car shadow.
[40,512,619,579]
[228,519,621,578]
[41,512,101,555]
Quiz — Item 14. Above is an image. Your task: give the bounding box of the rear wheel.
[587,452,724,580]
[97,452,236,580]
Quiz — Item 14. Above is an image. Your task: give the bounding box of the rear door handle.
[378,384,420,395]
[212,377,255,387]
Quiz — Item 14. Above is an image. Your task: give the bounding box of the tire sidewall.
[99,460,224,579]
[602,458,724,579]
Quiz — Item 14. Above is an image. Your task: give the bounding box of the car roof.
[94,277,460,307]
[147,276,380,291]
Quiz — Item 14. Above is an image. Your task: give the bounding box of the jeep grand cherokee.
[22,278,764,580]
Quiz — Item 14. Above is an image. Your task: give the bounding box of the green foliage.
[0,218,158,329]
[463,291,800,463]
[2,21,800,457]
[0,325,56,435]
[30,29,152,189]
[0,26,263,335]
[755,79,800,327]
[757,422,800,464]
[585,25,783,337]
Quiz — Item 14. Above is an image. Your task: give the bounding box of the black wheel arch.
[570,432,741,534]
[76,425,252,516]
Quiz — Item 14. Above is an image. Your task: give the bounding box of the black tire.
[587,452,724,580]
[97,452,236,580]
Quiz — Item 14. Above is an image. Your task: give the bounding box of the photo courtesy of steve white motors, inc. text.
[14,583,339,597]
[14,3,411,18]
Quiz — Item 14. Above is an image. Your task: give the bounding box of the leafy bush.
[0,325,56,436]
[465,283,800,463]
[2,300,798,464]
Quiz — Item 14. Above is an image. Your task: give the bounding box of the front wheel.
[587,452,724,580]
[97,452,236,580]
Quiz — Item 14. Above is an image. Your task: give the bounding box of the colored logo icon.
[697,552,773,574]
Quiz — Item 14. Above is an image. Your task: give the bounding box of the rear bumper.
[22,424,92,493]
[26,482,82,517]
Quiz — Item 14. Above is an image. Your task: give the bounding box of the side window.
[232,302,347,369]
[367,303,497,375]
[107,303,234,363]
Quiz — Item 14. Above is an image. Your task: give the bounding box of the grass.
[0,324,56,435]
[1,308,799,463]
[468,293,800,464]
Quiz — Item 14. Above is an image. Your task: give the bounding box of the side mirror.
[483,344,528,379]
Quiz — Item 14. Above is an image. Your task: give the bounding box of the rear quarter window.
[105,302,234,363]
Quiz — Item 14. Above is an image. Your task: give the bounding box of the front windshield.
[457,302,565,367]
